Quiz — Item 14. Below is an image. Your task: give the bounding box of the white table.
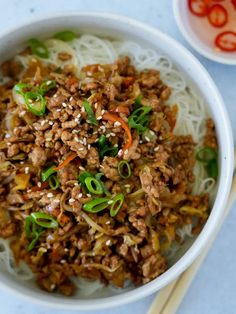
[0,1,236,313]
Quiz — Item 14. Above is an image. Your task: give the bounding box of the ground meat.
[86,147,100,169]
[101,157,119,181]
[29,146,47,166]
[142,254,166,282]
[7,144,20,157]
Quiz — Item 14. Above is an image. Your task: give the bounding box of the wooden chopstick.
[148,153,236,314]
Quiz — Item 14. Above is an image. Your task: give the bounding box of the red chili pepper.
[207,4,228,28]
[232,0,236,10]
[188,0,209,17]
[215,31,236,52]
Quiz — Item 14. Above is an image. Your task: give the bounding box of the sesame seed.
[41,120,46,126]
[69,96,73,101]
[64,248,69,252]
[150,130,155,135]
[74,137,79,142]
[74,182,79,186]
[124,184,131,188]
[88,144,91,150]
[56,108,61,112]
[78,147,84,151]
[40,192,44,196]
[100,165,104,169]
[69,105,73,110]
[105,221,111,225]
[53,94,57,98]
[118,150,123,157]
[37,182,42,188]
[7,143,11,146]
[47,193,53,198]
[97,116,102,120]
[94,103,98,109]
[124,149,128,155]
[101,109,105,115]
[62,103,67,108]
[114,121,121,127]
[114,144,118,147]
[60,259,66,264]
[78,193,83,198]
[19,110,26,117]
[20,161,24,164]
[108,200,113,205]
[69,198,75,203]
[53,199,60,203]
[50,284,56,290]
[5,133,10,138]
[46,80,52,85]
[24,167,30,174]
[145,136,150,142]
[49,121,54,126]
[110,132,116,137]
[154,146,160,151]
[77,113,81,118]
[79,166,85,170]
[106,134,111,138]
[83,138,87,145]
[106,240,112,246]
[81,107,85,113]
[139,140,143,144]
[86,194,91,197]
[95,138,99,143]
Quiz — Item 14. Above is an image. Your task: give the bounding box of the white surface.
[0,1,235,314]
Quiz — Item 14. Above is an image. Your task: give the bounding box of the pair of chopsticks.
[148,152,236,314]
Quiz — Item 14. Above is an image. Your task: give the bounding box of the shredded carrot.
[54,152,77,171]
[102,112,132,152]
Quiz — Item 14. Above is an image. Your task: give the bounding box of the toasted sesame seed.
[106,134,111,138]
[78,147,84,151]
[77,113,81,118]
[100,165,104,169]
[74,182,79,186]
[69,105,73,110]
[69,198,75,203]
[19,110,26,117]
[37,182,42,188]
[50,284,56,290]
[7,143,11,146]
[101,109,105,115]
[78,193,83,198]
[64,248,69,252]
[124,184,131,188]
[97,116,102,120]
[145,136,150,142]
[41,120,46,126]
[110,132,116,137]
[60,259,66,264]
[86,193,92,197]
[46,80,52,85]
[49,121,54,126]
[106,240,112,246]
[40,192,44,196]
[69,96,73,101]
[105,221,111,225]
[24,167,30,174]
[124,149,128,155]
[95,138,99,143]
[114,121,121,127]
[139,140,143,144]
[5,133,10,138]
[83,138,87,145]
[47,193,53,198]
[118,149,123,157]
[62,103,67,108]
[81,107,85,113]
[79,166,85,170]
[154,146,160,151]
[74,137,79,142]
[108,200,113,205]
[94,103,98,109]
[53,94,57,98]
[56,108,61,112]
[150,130,155,135]
[88,144,91,150]
[114,144,118,147]
[53,199,60,203]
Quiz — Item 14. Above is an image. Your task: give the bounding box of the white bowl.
[0,12,234,311]
[173,0,236,65]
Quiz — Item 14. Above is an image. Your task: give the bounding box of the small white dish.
[173,0,236,65]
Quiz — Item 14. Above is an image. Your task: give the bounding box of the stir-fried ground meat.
[0,52,217,296]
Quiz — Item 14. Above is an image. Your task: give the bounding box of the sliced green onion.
[207,159,218,179]
[14,83,31,95]
[83,197,110,213]
[84,177,103,195]
[95,173,111,196]
[28,38,49,59]
[25,216,34,238]
[78,171,93,185]
[98,135,118,159]
[118,160,132,179]
[196,147,217,163]
[39,80,56,95]
[54,30,76,42]
[48,175,60,190]
[128,106,152,134]
[83,100,98,126]
[27,235,41,251]
[41,166,57,182]
[24,92,46,116]
[110,193,124,217]
[31,212,58,228]
[25,216,44,251]
[134,95,143,109]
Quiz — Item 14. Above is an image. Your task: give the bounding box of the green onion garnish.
[84,177,103,195]
[14,83,31,95]
[196,147,217,163]
[95,173,111,196]
[24,92,46,116]
[28,38,49,59]
[24,216,44,251]
[128,106,152,134]
[196,147,218,179]
[83,197,111,213]
[118,160,132,179]
[39,80,56,95]
[41,165,57,182]
[78,171,93,185]
[110,193,124,217]
[54,30,76,42]
[134,95,143,108]
[83,100,98,126]
[98,135,118,159]
[48,175,60,190]
[30,212,58,229]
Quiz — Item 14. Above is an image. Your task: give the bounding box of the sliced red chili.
[207,4,228,27]
[215,31,236,52]
[188,0,209,17]
[232,0,236,10]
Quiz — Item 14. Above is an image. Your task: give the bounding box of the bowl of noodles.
[0,12,233,310]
